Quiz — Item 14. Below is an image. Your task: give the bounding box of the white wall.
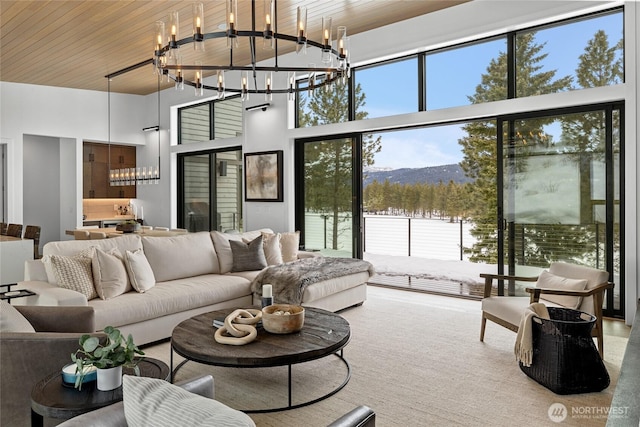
[23,135,60,248]
[0,83,147,239]
[0,0,637,322]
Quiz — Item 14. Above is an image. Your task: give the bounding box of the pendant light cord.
[157,73,161,179]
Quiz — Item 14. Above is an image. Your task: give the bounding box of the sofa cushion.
[43,251,98,300]
[89,274,252,330]
[211,229,273,274]
[535,270,588,309]
[43,234,143,258]
[124,249,156,293]
[0,300,36,332]
[123,376,256,427]
[231,235,267,272]
[142,232,220,282]
[92,248,130,300]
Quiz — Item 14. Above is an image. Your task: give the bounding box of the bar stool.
[6,224,23,238]
[23,225,42,259]
[0,222,7,235]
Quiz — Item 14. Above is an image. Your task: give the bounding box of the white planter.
[96,366,123,391]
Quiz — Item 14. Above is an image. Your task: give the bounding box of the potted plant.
[71,326,144,391]
[116,220,140,233]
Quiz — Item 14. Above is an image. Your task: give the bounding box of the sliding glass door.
[295,136,362,258]
[499,105,623,317]
[177,148,243,232]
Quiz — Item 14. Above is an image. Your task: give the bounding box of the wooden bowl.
[261,304,305,334]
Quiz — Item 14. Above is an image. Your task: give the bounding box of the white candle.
[263,284,272,298]
[140,206,144,220]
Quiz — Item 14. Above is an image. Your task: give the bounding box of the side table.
[0,283,35,304]
[30,358,169,427]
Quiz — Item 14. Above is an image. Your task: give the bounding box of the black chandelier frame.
[152,0,350,96]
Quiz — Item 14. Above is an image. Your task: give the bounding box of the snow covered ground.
[363,252,545,286]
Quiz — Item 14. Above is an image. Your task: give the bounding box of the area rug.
[142,286,628,427]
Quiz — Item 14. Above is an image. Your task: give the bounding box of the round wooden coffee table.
[30,358,169,426]
[171,306,351,413]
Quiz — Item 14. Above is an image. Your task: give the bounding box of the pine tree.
[460,32,572,263]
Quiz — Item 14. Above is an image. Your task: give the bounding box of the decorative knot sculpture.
[214,309,263,346]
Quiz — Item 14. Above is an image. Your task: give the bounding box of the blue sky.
[359,11,622,169]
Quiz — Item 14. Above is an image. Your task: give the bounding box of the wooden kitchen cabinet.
[83,142,136,199]
[107,145,137,198]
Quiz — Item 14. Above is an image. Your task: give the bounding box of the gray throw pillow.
[230,235,267,272]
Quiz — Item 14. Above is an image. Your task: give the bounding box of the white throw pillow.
[42,249,98,300]
[92,248,130,300]
[279,231,300,262]
[124,249,156,293]
[535,270,588,309]
[260,232,283,265]
[122,376,256,427]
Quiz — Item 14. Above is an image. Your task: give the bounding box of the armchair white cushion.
[480,262,612,358]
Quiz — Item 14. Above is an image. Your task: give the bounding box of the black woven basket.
[519,307,610,395]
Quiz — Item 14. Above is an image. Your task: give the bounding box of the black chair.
[6,224,22,238]
[23,225,42,259]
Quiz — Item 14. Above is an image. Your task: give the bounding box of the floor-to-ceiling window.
[295,135,361,258]
[177,148,243,232]
[499,105,623,317]
[293,7,625,316]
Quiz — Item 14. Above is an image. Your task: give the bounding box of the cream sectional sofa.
[16,230,369,345]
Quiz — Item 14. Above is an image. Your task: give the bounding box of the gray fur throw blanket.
[250,257,375,305]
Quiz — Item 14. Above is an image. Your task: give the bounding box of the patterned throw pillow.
[230,235,267,272]
[44,250,97,300]
[123,376,256,427]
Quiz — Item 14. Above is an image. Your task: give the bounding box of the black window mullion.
[507,32,516,99]
[418,52,426,111]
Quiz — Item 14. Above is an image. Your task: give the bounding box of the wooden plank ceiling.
[1,1,467,95]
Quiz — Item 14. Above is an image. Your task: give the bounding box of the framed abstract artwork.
[244,150,283,202]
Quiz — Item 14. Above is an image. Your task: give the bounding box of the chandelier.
[108,76,161,187]
[153,0,350,100]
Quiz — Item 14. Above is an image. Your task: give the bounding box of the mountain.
[363,164,473,187]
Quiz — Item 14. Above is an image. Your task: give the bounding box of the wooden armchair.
[479,262,613,358]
